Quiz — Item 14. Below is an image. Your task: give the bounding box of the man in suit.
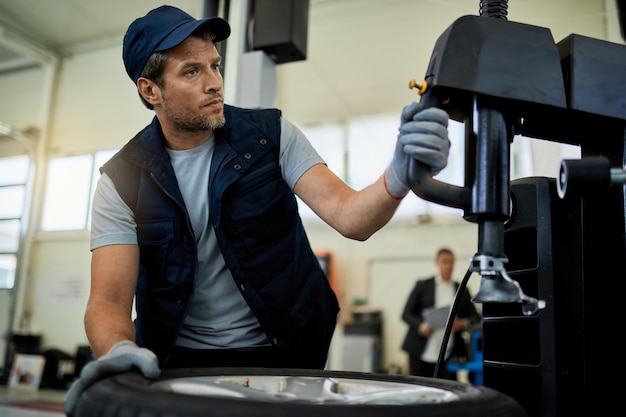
[401,247,481,379]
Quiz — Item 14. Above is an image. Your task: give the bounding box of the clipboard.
[422,305,451,329]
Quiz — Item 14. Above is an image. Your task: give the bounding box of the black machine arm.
[406,1,570,314]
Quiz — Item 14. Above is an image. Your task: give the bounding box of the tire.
[75,367,527,417]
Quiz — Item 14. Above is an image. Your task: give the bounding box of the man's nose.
[204,71,222,91]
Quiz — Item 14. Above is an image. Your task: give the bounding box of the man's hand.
[64,341,160,417]
[384,102,451,199]
[419,321,434,338]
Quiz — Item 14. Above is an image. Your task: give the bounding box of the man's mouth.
[204,98,223,108]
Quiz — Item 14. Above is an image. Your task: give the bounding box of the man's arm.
[294,104,450,241]
[401,283,424,327]
[294,165,400,241]
[67,244,158,417]
[85,244,139,357]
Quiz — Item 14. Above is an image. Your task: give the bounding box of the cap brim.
[155,16,231,52]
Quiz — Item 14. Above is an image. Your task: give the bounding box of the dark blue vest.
[100,105,339,367]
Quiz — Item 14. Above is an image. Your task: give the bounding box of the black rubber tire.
[75,367,528,417]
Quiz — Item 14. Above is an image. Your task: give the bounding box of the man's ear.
[137,77,160,106]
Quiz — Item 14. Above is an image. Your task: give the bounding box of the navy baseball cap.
[123,5,231,83]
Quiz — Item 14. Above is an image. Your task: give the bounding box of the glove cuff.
[107,340,137,355]
[384,165,409,201]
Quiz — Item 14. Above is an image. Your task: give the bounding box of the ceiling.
[0,0,620,127]
[0,0,204,69]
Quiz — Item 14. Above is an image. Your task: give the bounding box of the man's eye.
[211,65,223,71]
[187,69,199,75]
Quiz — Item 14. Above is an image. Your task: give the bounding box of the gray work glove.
[385,102,450,199]
[64,341,160,417]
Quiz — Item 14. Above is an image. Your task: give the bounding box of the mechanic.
[65,5,451,415]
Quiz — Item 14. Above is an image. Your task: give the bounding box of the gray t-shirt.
[90,117,324,349]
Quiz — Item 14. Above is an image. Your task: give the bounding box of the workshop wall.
[303,216,479,372]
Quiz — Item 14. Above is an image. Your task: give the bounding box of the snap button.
[244,153,252,159]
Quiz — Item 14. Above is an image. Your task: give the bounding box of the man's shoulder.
[414,276,436,288]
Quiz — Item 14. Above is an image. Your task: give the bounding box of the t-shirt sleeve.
[279,117,326,190]
[90,172,138,250]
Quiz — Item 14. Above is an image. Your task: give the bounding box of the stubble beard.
[163,94,226,132]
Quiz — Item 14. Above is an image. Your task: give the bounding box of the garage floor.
[0,386,65,416]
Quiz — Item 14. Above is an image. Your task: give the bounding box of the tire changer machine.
[408,1,626,415]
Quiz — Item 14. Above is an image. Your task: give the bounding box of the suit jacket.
[401,276,480,361]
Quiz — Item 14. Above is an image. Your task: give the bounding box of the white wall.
[49,46,153,154]
[25,239,91,352]
[303,216,479,372]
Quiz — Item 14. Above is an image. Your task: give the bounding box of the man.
[65,5,451,415]
[401,247,481,379]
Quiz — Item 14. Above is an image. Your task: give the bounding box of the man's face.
[436,252,455,281]
[159,35,226,132]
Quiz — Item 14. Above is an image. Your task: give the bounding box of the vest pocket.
[226,163,283,220]
[137,219,175,283]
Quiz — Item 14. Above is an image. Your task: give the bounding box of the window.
[41,155,93,230]
[0,154,30,289]
[0,254,17,288]
[40,150,117,231]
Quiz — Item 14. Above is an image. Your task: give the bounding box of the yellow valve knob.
[408,79,428,95]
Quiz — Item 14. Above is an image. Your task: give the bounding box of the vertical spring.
[479,0,508,19]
